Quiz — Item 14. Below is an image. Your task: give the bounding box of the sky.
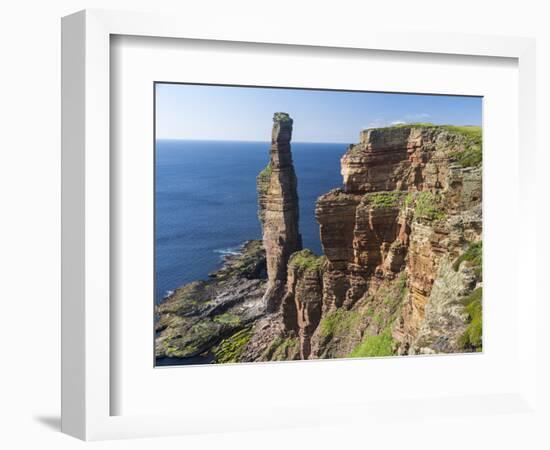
[155,83,482,143]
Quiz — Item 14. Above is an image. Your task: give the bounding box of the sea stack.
[258,112,302,312]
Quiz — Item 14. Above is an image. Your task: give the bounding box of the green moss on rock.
[213,312,241,327]
[212,328,252,363]
[159,318,223,358]
[262,336,300,361]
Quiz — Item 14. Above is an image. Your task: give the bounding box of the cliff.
[155,121,483,364]
[312,124,482,357]
[258,112,302,312]
[246,122,482,361]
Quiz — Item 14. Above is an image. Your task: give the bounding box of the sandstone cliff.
[258,112,302,313]
[310,124,482,357]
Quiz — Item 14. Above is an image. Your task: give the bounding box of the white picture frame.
[61,9,539,441]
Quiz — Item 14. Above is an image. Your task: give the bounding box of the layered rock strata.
[155,123,483,364]
[312,125,482,356]
[259,112,302,312]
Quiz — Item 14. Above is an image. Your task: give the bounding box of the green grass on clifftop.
[366,123,482,168]
[389,123,481,143]
[434,125,482,168]
[288,249,326,272]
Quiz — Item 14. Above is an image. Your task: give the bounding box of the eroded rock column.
[259,112,302,312]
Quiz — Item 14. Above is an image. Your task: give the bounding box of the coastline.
[154,240,267,366]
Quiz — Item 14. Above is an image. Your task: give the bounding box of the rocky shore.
[155,115,483,364]
[155,240,267,363]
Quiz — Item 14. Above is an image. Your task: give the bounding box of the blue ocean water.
[155,139,347,303]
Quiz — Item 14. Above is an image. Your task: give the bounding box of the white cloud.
[363,114,430,130]
[364,119,389,129]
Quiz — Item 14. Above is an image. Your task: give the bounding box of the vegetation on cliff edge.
[273,112,293,123]
[288,249,326,272]
[458,287,482,352]
[453,241,482,276]
[414,192,446,221]
[258,162,272,179]
[363,191,403,209]
[364,123,482,168]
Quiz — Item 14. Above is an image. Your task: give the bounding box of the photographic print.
[154,84,482,366]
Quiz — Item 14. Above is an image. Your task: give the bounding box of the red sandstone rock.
[260,113,302,312]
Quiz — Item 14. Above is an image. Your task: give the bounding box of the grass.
[213,312,241,327]
[453,241,482,273]
[288,249,326,272]
[404,192,414,208]
[212,328,252,363]
[373,312,385,326]
[381,123,481,143]
[348,327,395,358]
[319,308,360,339]
[363,191,403,209]
[440,125,482,144]
[257,163,272,198]
[414,192,445,221]
[368,122,480,138]
[383,272,408,311]
[450,144,482,167]
[443,125,482,167]
[458,287,482,351]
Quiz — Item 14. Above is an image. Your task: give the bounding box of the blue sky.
[156,83,482,143]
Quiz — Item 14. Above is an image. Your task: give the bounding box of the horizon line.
[155,137,353,145]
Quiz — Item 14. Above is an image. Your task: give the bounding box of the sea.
[155,139,348,303]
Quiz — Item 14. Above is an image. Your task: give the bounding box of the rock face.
[259,112,302,312]
[280,250,325,359]
[312,125,483,357]
[155,122,483,365]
